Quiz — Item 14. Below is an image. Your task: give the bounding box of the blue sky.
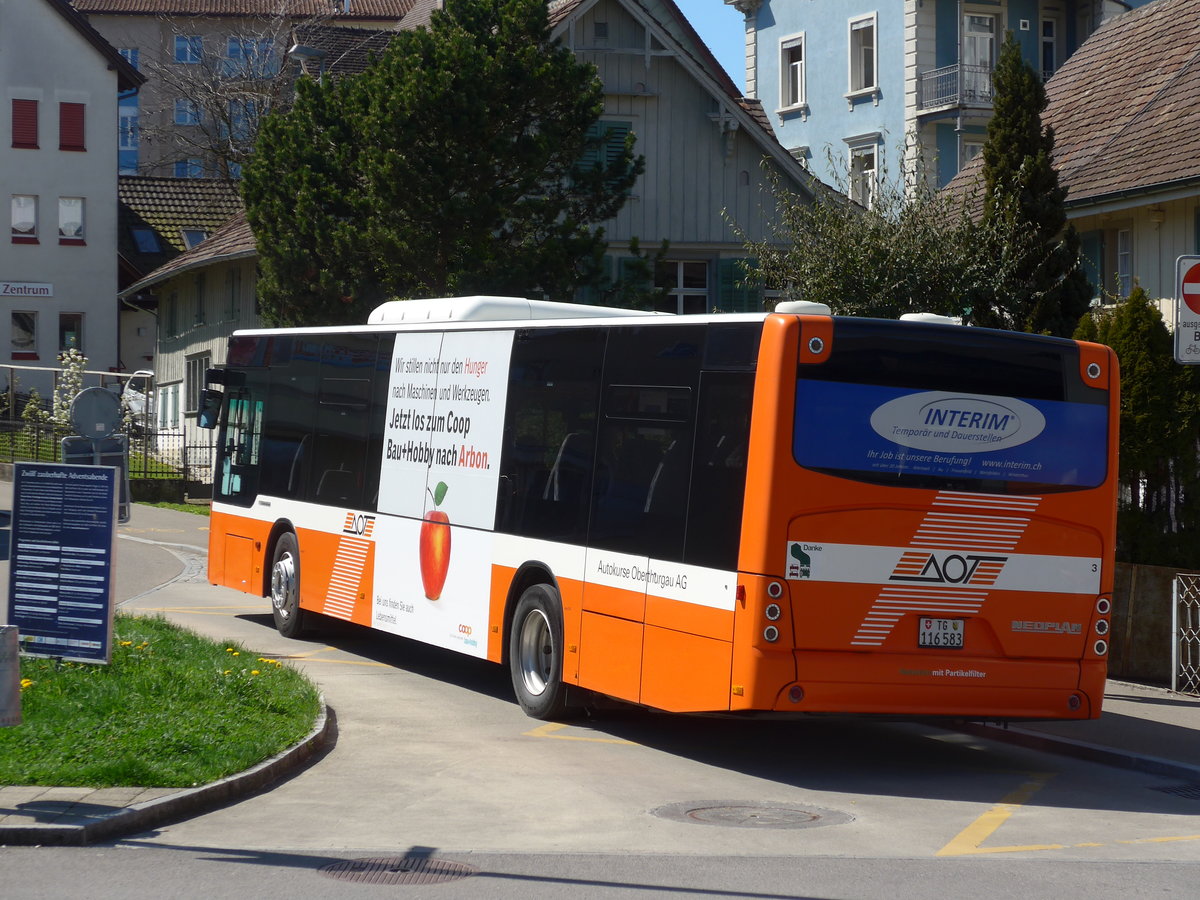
[675,1,746,92]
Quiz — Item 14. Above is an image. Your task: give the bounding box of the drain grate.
[1152,783,1200,801]
[319,856,477,885]
[653,800,853,830]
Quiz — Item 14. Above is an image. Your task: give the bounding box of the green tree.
[739,151,997,318]
[243,0,642,326]
[1075,288,1200,566]
[975,32,1091,336]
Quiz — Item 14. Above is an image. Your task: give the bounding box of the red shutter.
[11,99,38,149]
[59,103,85,152]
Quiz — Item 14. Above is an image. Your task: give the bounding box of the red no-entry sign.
[1174,256,1200,364]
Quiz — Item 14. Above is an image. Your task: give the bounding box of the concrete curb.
[0,700,336,846]
[959,721,1200,783]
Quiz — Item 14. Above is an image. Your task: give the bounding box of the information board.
[6,463,118,663]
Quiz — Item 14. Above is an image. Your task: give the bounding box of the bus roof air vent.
[773,301,832,316]
[368,296,664,325]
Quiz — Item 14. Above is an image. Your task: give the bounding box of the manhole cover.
[319,856,477,885]
[652,801,853,829]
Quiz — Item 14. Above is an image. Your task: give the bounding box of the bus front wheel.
[510,584,571,720]
[270,532,306,638]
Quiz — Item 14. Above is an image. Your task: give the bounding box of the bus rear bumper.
[764,652,1105,720]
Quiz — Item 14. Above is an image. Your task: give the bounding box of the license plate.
[918,617,964,649]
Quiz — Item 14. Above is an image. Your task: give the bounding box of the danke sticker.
[870,391,1046,454]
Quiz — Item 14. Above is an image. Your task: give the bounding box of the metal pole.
[1172,576,1180,694]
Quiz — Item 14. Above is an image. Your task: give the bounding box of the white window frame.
[11,194,37,239]
[849,143,878,209]
[779,32,807,111]
[1041,17,1059,81]
[961,139,984,168]
[1117,228,1133,297]
[58,313,83,353]
[655,260,710,314]
[174,35,202,64]
[174,98,200,126]
[11,311,37,357]
[58,196,84,241]
[848,13,878,96]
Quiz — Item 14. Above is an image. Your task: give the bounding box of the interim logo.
[870,391,1045,454]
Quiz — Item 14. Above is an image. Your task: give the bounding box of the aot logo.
[890,551,1007,585]
[342,513,376,537]
[870,391,1045,453]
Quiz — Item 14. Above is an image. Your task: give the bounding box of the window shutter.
[59,103,85,151]
[717,259,762,313]
[12,100,38,149]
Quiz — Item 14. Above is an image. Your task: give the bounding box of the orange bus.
[202,296,1118,721]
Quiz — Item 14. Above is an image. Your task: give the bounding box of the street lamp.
[287,44,328,83]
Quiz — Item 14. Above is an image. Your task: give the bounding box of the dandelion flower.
[251,670,260,676]
[120,640,133,647]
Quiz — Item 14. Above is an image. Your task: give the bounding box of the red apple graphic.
[420,481,451,600]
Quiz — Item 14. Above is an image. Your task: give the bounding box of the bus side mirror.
[198,389,223,429]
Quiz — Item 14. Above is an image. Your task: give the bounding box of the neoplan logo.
[889,551,1007,585]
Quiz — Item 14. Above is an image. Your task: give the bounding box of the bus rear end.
[733,313,1118,720]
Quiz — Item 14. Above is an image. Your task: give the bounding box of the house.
[724,0,1158,196]
[0,0,143,397]
[948,0,1200,305]
[120,0,820,448]
[73,0,414,177]
[117,175,243,369]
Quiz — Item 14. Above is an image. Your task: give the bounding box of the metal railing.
[1172,573,1200,695]
[0,420,215,490]
[917,63,995,109]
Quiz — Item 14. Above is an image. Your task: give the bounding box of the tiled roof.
[120,209,256,296]
[291,22,400,75]
[118,176,243,282]
[946,0,1200,208]
[71,0,413,17]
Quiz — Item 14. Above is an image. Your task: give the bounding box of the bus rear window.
[794,320,1109,492]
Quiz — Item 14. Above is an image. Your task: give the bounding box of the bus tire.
[509,583,571,720]
[270,532,306,639]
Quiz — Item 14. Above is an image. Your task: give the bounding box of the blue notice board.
[7,462,118,663]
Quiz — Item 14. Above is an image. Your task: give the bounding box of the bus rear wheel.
[510,584,572,720]
[270,532,306,638]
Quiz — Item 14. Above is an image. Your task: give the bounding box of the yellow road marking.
[938,772,1200,856]
[524,722,637,745]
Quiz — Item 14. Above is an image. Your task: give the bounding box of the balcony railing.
[918,63,995,110]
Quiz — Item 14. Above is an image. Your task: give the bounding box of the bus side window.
[683,372,754,570]
[497,328,604,543]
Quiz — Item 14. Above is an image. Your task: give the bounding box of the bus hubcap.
[272,554,296,617]
[517,609,552,696]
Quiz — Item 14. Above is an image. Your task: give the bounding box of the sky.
[675,0,747,92]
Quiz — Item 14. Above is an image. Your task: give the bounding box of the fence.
[1172,574,1200,696]
[0,420,216,498]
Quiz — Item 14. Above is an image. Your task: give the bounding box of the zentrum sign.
[869,391,1046,453]
[0,282,52,297]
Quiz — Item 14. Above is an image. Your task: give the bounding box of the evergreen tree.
[976,32,1091,336]
[243,0,642,326]
[1075,289,1200,566]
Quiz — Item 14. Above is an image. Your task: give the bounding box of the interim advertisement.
[794,382,1108,486]
[372,330,515,656]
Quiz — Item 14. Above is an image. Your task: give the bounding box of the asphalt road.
[1,487,1198,898]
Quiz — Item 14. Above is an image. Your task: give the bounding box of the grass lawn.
[0,614,320,788]
[138,500,211,516]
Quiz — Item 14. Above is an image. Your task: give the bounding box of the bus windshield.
[793,319,1109,493]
